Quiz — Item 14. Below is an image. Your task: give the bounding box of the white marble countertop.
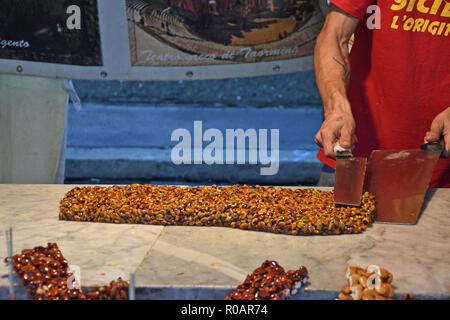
[0,184,449,299]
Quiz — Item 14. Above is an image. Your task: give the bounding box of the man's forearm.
[314,24,352,117]
[313,7,359,155]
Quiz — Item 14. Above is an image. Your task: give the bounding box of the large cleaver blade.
[334,143,367,206]
[364,142,443,224]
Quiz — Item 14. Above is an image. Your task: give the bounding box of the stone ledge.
[65,147,322,185]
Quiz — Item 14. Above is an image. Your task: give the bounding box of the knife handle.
[420,138,444,155]
[334,141,353,158]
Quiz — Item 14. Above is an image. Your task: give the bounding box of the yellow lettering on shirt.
[417,0,430,13]
[428,21,441,36]
[442,2,450,17]
[412,18,425,31]
[406,0,417,12]
[428,20,440,34]
[391,0,407,10]
[389,0,449,36]
[437,21,446,34]
[445,23,450,36]
[391,15,400,28]
[429,0,443,14]
[404,17,415,30]
[421,19,430,31]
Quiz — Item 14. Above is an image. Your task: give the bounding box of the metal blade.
[334,157,367,206]
[364,149,441,224]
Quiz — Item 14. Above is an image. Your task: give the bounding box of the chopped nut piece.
[225,260,308,300]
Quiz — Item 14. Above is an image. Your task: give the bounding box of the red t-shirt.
[317,0,450,188]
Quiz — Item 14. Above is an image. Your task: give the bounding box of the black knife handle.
[334,141,353,158]
[336,151,353,158]
[420,138,444,153]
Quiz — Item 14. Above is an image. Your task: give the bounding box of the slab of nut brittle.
[60,185,376,236]
[4,243,129,300]
[224,260,308,300]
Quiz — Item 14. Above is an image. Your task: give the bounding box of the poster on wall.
[127,0,324,66]
[0,0,102,66]
[0,0,327,80]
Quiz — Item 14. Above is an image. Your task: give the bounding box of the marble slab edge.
[2,285,449,300]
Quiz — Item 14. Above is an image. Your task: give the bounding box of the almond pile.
[338,265,394,300]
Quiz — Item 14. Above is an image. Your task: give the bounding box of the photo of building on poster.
[127,0,326,66]
[0,0,102,66]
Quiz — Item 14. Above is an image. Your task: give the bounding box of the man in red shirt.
[314,0,449,188]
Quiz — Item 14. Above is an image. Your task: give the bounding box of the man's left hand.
[424,107,450,158]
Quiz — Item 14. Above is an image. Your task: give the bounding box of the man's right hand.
[314,112,357,159]
[314,106,356,158]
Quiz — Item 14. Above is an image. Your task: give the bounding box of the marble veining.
[0,184,164,288]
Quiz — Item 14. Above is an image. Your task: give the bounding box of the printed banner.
[127,0,324,66]
[0,0,102,66]
[0,0,326,80]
